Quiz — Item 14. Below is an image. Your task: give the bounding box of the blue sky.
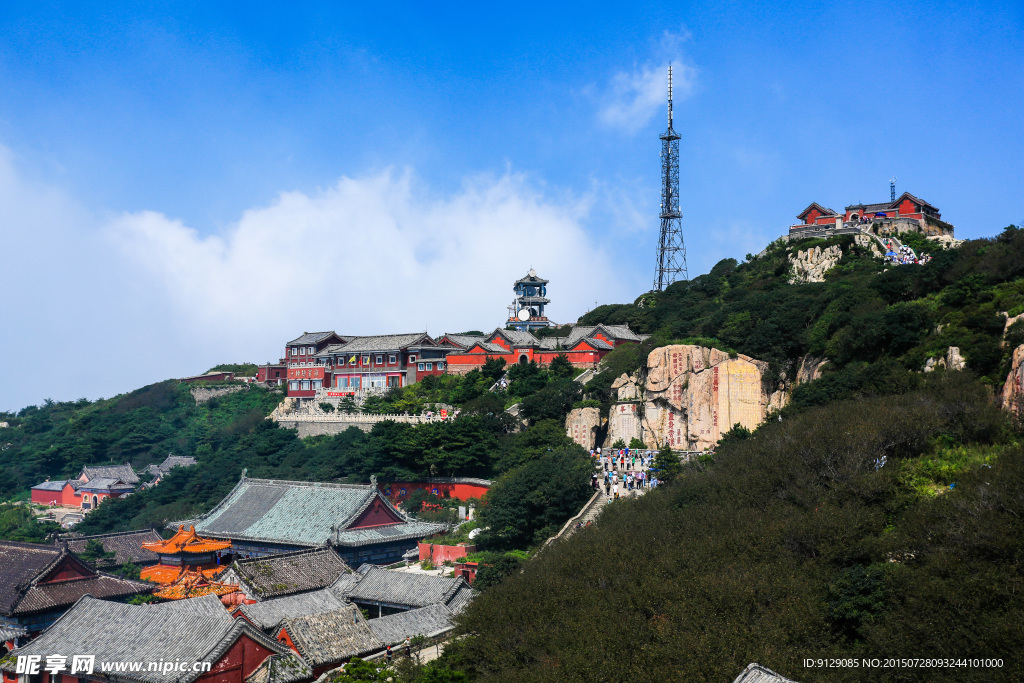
[1,1,1021,410]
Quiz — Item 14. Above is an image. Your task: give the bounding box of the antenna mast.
[654,64,688,291]
[890,176,897,202]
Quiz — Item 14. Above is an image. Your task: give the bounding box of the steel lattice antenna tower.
[654,64,688,291]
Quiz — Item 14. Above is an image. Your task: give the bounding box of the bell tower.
[507,269,551,331]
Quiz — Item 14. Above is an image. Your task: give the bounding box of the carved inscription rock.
[565,407,601,450]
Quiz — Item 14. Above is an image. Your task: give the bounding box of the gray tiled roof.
[188,477,439,549]
[733,662,798,682]
[440,334,487,349]
[234,587,349,631]
[796,202,838,219]
[60,529,162,565]
[464,341,509,354]
[286,331,339,346]
[32,480,69,491]
[366,604,455,645]
[277,605,382,668]
[3,596,288,683]
[844,201,892,213]
[325,333,436,355]
[226,547,352,600]
[0,541,152,616]
[343,566,473,611]
[81,464,139,485]
[79,477,134,492]
[0,623,28,642]
[514,270,549,284]
[491,329,540,347]
[333,521,445,547]
[246,653,312,683]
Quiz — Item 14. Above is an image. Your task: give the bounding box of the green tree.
[548,353,575,379]
[77,539,116,567]
[481,357,507,383]
[331,657,389,682]
[653,443,683,484]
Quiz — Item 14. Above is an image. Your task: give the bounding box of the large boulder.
[1002,344,1024,416]
[565,407,601,450]
[788,244,843,284]
[641,345,785,452]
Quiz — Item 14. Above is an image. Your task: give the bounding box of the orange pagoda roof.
[148,568,239,601]
[141,525,232,554]
[140,564,226,584]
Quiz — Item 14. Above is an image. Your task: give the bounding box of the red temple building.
[443,323,646,373]
[790,192,954,237]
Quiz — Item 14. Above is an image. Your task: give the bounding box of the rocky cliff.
[1002,344,1024,416]
[567,344,789,452]
[788,244,843,284]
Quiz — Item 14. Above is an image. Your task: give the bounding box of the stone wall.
[189,385,245,404]
[276,420,373,437]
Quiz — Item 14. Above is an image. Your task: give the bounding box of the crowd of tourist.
[588,446,660,499]
[883,239,932,266]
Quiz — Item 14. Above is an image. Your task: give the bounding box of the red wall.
[381,481,489,503]
[41,556,93,583]
[418,542,476,563]
[198,634,277,683]
[347,496,404,529]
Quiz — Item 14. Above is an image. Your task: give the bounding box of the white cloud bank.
[598,29,698,133]
[1,152,630,412]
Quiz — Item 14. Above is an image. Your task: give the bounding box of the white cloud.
[597,29,698,133]
[1,154,628,411]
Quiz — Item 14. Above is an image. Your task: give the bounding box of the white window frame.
[389,354,397,364]
[418,363,425,371]
[299,347,306,355]
[426,362,433,371]
[362,355,370,365]
[289,381,300,390]
[290,348,297,356]
[409,354,417,362]
[375,355,383,365]
[301,380,310,390]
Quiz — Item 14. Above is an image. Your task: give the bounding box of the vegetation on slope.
[442,373,1023,682]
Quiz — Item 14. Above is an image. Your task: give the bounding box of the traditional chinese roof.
[892,191,938,212]
[81,463,139,485]
[366,603,455,645]
[796,202,838,220]
[489,329,540,347]
[0,623,28,642]
[78,477,134,493]
[514,269,548,285]
[317,333,438,357]
[438,334,488,350]
[148,454,198,477]
[59,529,163,565]
[1,596,288,683]
[465,341,511,354]
[143,525,233,555]
[140,563,226,585]
[277,605,382,668]
[286,331,342,346]
[844,200,892,214]
[150,569,240,601]
[732,662,797,683]
[183,477,444,549]
[233,587,349,631]
[32,479,73,491]
[342,565,474,612]
[222,547,352,600]
[246,653,312,683]
[0,541,153,617]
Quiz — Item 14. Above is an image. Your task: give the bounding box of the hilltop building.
[443,323,646,373]
[178,475,445,565]
[789,191,954,240]
[506,269,552,331]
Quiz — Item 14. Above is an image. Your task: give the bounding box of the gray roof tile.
[286,331,340,346]
[225,547,352,600]
[342,566,473,611]
[4,596,287,683]
[188,477,442,549]
[366,604,455,645]
[278,605,382,668]
[59,529,163,565]
[234,587,350,631]
[81,464,139,485]
[246,653,312,683]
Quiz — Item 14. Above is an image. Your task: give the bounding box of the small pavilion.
[140,525,237,600]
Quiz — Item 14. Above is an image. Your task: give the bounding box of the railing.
[538,489,604,552]
[274,412,447,425]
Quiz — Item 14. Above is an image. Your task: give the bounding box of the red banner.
[287,367,325,380]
